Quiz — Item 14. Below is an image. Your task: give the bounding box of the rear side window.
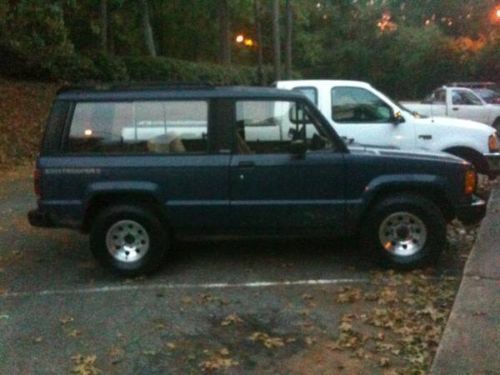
[67,101,208,154]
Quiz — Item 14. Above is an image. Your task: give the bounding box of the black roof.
[56,85,307,101]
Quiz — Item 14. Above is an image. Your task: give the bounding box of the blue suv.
[29,85,486,275]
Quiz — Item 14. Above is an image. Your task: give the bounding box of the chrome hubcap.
[378,212,427,257]
[105,220,150,263]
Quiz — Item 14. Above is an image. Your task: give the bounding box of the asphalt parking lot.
[0,168,472,374]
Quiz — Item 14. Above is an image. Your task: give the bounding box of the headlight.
[488,134,498,152]
[464,168,477,195]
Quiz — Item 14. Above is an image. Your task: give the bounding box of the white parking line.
[1,278,370,298]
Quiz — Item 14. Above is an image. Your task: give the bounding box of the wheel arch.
[358,185,454,232]
[82,192,168,233]
[442,146,488,174]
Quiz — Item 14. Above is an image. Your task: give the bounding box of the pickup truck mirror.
[392,110,405,125]
[289,140,307,157]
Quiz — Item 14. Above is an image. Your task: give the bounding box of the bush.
[123,56,273,85]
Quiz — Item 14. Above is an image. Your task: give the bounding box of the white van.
[276,80,500,178]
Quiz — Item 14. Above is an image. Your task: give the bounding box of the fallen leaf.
[379,357,390,367]
[249,332,285,349]
[305,336,316,346]
[60,316,74,325]
[165,342,176,350]
[221,313,243,326]
[71,354,100,375]
[200,357,239,372]
[68,329,81,338]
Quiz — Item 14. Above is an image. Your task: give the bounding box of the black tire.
[360,194,446,270]
[90,204,169,276]
[493,118,500,134]
[445,148,489,176]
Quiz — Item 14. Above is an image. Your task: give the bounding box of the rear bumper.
[455,195,486,225]
[28,209,54,228]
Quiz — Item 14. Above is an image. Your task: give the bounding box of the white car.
[401,86,500,130]
[276,80,500,178]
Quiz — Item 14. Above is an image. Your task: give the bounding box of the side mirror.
[392,110,405,125]
[289,140,307,157]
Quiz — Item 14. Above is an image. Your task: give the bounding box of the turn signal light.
[488,134,498,152]
[464,169,477,195]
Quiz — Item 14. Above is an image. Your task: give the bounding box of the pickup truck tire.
[444,147,488,176]
[361,194,446,269]
[90,204,169,276]
[493,118,500,133]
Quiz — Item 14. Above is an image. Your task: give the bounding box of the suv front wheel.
[90,204,169,276]
[361,194,446,269]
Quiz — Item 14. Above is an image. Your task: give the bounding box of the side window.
[293,87,318,105]
[434,89,446,103]
[67,101,208,154]
[451,90,482,105]
[235,100,332,154]
[331,87,393,123]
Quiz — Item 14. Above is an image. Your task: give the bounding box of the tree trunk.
[254,0,264,84]
[272,0,281,81]
[218,0,231,65]
[140,0,157,57]
[285,0,292,79]
[100,0,108,53]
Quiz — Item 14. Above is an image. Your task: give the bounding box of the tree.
[254,0,264,83]
[99,0,108,53]
[272,0,281,80]
[140,0,156,57]
[218,0,231,65]
[284,0,292,78]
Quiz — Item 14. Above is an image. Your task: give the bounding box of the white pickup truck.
[276,80,500,178]
[401,86,500,130]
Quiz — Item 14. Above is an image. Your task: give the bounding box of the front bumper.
[456,195,486,225]
[28,209,54,228]
[485,152,500,178]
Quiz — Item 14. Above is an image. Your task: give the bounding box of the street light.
[235,34,256,48]
[491,6,500,24]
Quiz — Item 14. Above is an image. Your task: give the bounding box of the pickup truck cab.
[29,85,486,275]
[276,80,500,178]
[402,86,500,130]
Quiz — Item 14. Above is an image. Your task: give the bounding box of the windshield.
[376,88,428,118]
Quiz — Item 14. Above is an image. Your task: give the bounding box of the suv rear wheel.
[90,205,168,276]
[361,194,446,269]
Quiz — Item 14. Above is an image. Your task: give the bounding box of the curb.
[430,186,500,374]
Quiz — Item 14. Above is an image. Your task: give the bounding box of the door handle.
[238,161,255,167]
[452,107,459,111]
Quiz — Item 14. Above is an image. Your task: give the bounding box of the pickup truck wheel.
[444,148,488,176]
[362,194,446,269]
[90,205,168,276]
[493,118,500,133]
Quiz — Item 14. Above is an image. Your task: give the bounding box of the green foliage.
[1,0,74,75]
[123,56,273,85]
[473,37,500,82]
[0,0,497,99]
